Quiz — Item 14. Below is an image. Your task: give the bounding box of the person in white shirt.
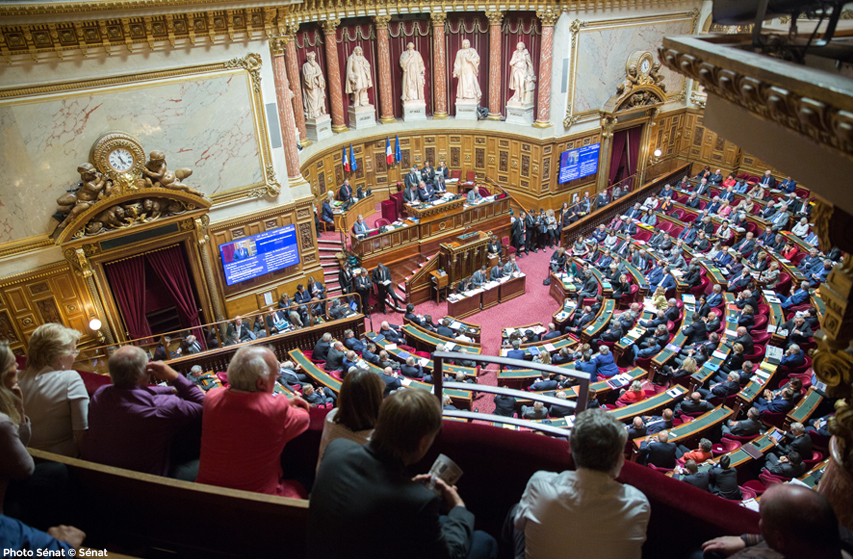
[791,216,810,239]
[507,408,650,559]
[455,327,474,343]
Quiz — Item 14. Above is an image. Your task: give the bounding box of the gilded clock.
[626,50,656,82]
[90,131,145,176]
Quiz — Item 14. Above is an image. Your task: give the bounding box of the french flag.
[386,137,393,165]
[342,145,350,173]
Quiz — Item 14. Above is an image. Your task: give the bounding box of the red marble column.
[271,43,302,180]
[534,11,558,128]
[322,19,347,132]
[373,15,395,124]
[283,27,307,144]
[486,11,504,120]
[431,12,448,119]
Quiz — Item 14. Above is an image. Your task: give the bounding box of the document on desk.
[543,343,556,352]
[450,321,462,329]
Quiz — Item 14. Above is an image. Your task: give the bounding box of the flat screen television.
[558,143,601,184]
[219,225,300,286]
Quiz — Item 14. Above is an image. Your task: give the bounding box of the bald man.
[698,484,848,559]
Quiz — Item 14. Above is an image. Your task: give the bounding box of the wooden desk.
[610,385,688,423]
[481,283,500,310]
[430,271,449,304]
[787,387,823,429]
[499,274,526,302]
[405,196,465,221]
[632,406,733,457]
[694,429,781,473]
[549,272,577,303]
[402,324,482,354]
[448,291,481,319]
[582,299,616,342]
[334,194,376,233]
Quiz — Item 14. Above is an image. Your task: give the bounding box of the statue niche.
[52,133,210,242]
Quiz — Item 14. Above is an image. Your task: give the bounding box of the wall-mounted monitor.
[219,225,300,286]
[558,143,601,184]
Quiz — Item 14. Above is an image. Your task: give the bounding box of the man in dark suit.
[372,263,393,314]
[756,387,797,415]
[354,268,373,315]
[338,179,354,202]
[639,431,677,468]
[232,242,250,261]
[730,231,756,259]
[403,184,419,203]
[564,306,595,335]
[529,371,558,391]
[781,316,813,348]
[312,333,332,362]
[377,366,403,396]
[307,389,496,559]
[764,450,807,479]
[733,327,755,355]
[324,341,347,372]
[627,416,647,440]
[489,264,503,281]
[362,343,381,366]
[512,212,527,256]
[675,392,714,415]
[493,393,517,417]
[523,211,536,254]
[771,422,813,460]
[548,392,573,418]
[352,215,370,237]
[400,357,425,379]
[505,340,527,369]
[343,329,365,353]
[722,406,762,437]
[698,372,740,400]
[675,460,710,491]
[436,318,455,338]
[683,313,708,346]
[577,270,598,300]
[542,323,562,341]
[709,455,742,500]
[379,321,402,343]
[403,166,421,190]
[644,409,674,434]
[759,170,777,188]
[226,316,256,343]
[471,266,488,288]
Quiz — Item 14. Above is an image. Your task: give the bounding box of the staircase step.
[318,239,341,245]
[320,253,337,259]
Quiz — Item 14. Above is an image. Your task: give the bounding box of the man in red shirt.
[196,346,310,498]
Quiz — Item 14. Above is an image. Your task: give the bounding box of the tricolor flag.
[350,144,357,172]
[386,137,393,165]
[395,135,402,162]
[342,145,350,173]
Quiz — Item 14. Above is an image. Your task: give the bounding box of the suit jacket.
[308,440,476,559]
[779,433,812,457]
[709,468,741,500]
[727,417,761,437]
[355,275,373,293]
[489,266,503,281]
[767,460,807,478]
[404,171,421,190]
[379,327,402,344]
[677,399,714,415]
[640,441,677,468]
[339,184,353,202]
[781,320,813,345]
[313,339,331,362]
[493,395,517,417]
[734,333,755,355]
[678,472,711,491]
[781,179,797,192]
[683,320,708,346]
[471,271,487,287]
[760,175,777,188]
[353,221,370,236]
[325,348,346,372]
[321,202,335,222]
[403,187,420,203]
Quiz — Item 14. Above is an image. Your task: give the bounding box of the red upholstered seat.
[750,331,771,346]
[658,221,673,233]
[690,277,710,297]
[739,485,757,501]
[713,437,742,456]
[743,480,767,496]
[451,169,462,180]
[478,186,490,198]
[803,450,824,469]
[745,222,758,235]
[77,370,112,396]
[759,470,788,487]
[787,370,812,389]
[328,370,344,382]
[757,304,770,316]
[375,218,390,228]
[752,314,768,331]
[808,429,831,451]
[743,345,765,363]
[216,372,229,386]
[670,209,685,221]
[648,463,675,474]
[14,354,26,370]
[634,230,652,242]
[775,273,792,295]
[760,411,787,429]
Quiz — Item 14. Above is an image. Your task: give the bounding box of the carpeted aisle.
[321,203,563,414]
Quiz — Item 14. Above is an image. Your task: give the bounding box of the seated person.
[755,387,797,415]
[84,347,204,479]
[196,346,310,498]
[343,329,365,353]
[616,381,647,406]
[677,438,713,463]
[521,401,548,420]
[302,384,336,407]
[529,371,558,392]
[593,345,619,378]
[674,459,710,492]
[639,431,677,469]
[698,372,740,401]
[763,450,807,479]
[722,406,763,437]
[675,392,714,415]
[708,455,742,500]
[379,321,402,343]
[644,408,674,434]
[548,392,573,418]
[493,393,517,418]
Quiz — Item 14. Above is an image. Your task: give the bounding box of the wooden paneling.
[0,263,98,354]
[209,198,322,318]
[300,128,602,215]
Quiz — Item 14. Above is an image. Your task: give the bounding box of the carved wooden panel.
[264,218,278,230]
[521,154,530,178]
[36,298,62,325]
[451,147,460,169]
[231,227,246,239]
[318,172,326,192]
[296,208,311,220]
[499,151,508,172]
[425,147,435,166]
[335,165,344,186]
[521,143,530,152]
[449,136,461,143]
[298,222,313,250]
[475,137,486,145]
[542,157,551,180]
[0,311,18,343]
[374,153,387,174]
[400,149,410,168]
[475,148,485,170]
[693,127,704,147]
[28,282,50,296]
[355,160,364,179]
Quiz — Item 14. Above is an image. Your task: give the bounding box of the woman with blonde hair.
[760,260,781,289]
[652,285,667,310]
[18,323,88,457]
[0,340,34,513]
[545,209,558,248]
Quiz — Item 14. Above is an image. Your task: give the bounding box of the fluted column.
[322,18,347,132]
[431,12,448,119]
[283,24,307,145]
[534,10,558,128]
[271,39,304,182]
[373,15,395,124]
[486,11,504,120]
[596,115,617,192]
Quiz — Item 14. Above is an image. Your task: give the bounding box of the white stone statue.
[301,51,327,119]
[508,42,536,105]
[399,42,426,102]
[452,39,481,102]
[345,46,373,107]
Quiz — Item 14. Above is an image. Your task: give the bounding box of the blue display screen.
[219,225,300,286]
[558,143,601,184]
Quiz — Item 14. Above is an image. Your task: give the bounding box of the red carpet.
[321,204,561,413]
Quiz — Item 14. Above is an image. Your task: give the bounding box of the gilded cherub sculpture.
[616,64,640,95]
[54,163,110,234]
[140,150,204,196]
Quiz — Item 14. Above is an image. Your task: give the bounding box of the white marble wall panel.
[572,19,693,114]
[0,72,263,242]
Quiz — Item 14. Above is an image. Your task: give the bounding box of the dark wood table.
[481,284,500,311]
[448,292,481,319]
[499,274,526,302]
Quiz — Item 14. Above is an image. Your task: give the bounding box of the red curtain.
[500,13,541,117]
[445,13,490,116]
[295,26,330,118]
[104,255,152,340]
[336,22,380,127]
[388,19,433,118]
[146,245,205,348]
[609,129,629,186]
[627,125,643,177]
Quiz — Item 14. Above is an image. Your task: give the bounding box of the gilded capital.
[286,22,300,37]
[269,37,285,56]
[321,18,340,35]
[431,11,447,26]
[486,11,504,26]
[537,9,560,27]
[373,15,392,30]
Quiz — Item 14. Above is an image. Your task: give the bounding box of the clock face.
[640,59,651,74]
[108,147,134,172]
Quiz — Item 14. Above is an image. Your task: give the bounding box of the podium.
[439,231,490,287]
